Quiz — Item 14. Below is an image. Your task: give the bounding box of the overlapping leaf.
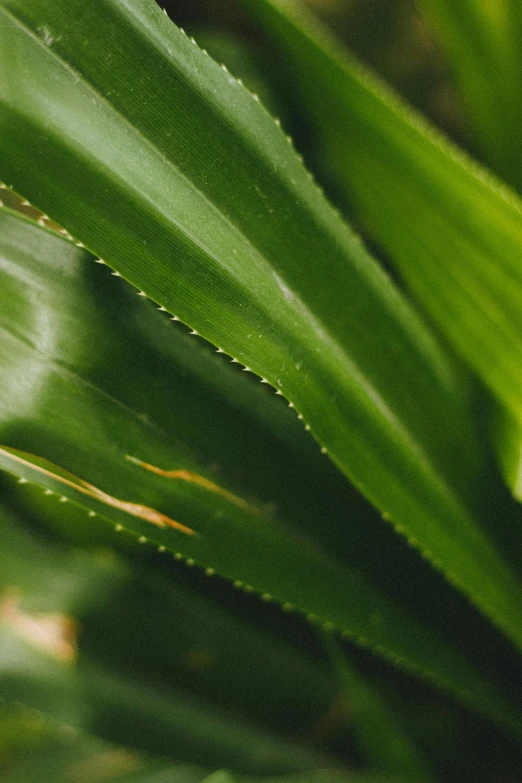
[322,636,433,780]
[0,704,148,783]
[0,500,344,773]
[239,0,522,507]
[2,210,520,738]
[1,0,522,662]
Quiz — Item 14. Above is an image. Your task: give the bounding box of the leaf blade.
[2,1,522,725]
[323,635,434,780]
[0,209,520,737]
[238,0,522,506]
[416,0,522,189]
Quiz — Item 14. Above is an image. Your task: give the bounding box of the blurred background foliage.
[2,1,522,781]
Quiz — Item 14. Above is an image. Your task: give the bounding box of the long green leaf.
[0,209,520,738]
[1,0,522,659]
[239,0,522,506]
[6,199,510,708]
[323,636,433,780]
[416,0,522,190]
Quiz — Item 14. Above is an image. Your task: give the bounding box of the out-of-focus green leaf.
[77,555,335,741]
[416,0,522,189]
[0,704,229,783]
[0,703,151,783]
[201,774,236,783]
[1,210,518,738]
[0,503,341,774]
[322,635,433,780]
[2,0,522,663]
[254,775,410,783]
[111,767,214,783]
[82,664,337,774]
[0,507,118,728]
[114,763,210,783]
[199,769,414,783]
[239,0,522,507]
[121,767,412,783]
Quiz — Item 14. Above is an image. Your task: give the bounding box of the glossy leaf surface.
[239,0,522,505]
[1,0,522,662]
[1,209,522,738]
[240,0,522,502]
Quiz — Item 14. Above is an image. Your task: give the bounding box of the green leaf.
[0,502,342,774]
[0,509,118,729]
[126,768,412,783]
[0,198,375,566]
[116,767,210,783]
[0,209,520,739]
[199,771,414,783]
[322,635,434,780]
[416,0,522,189]
[192,29,282,119]
[238,0,522,504]
[0,704,149,783]
[1,0,522,664]
[83,664,336,775]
